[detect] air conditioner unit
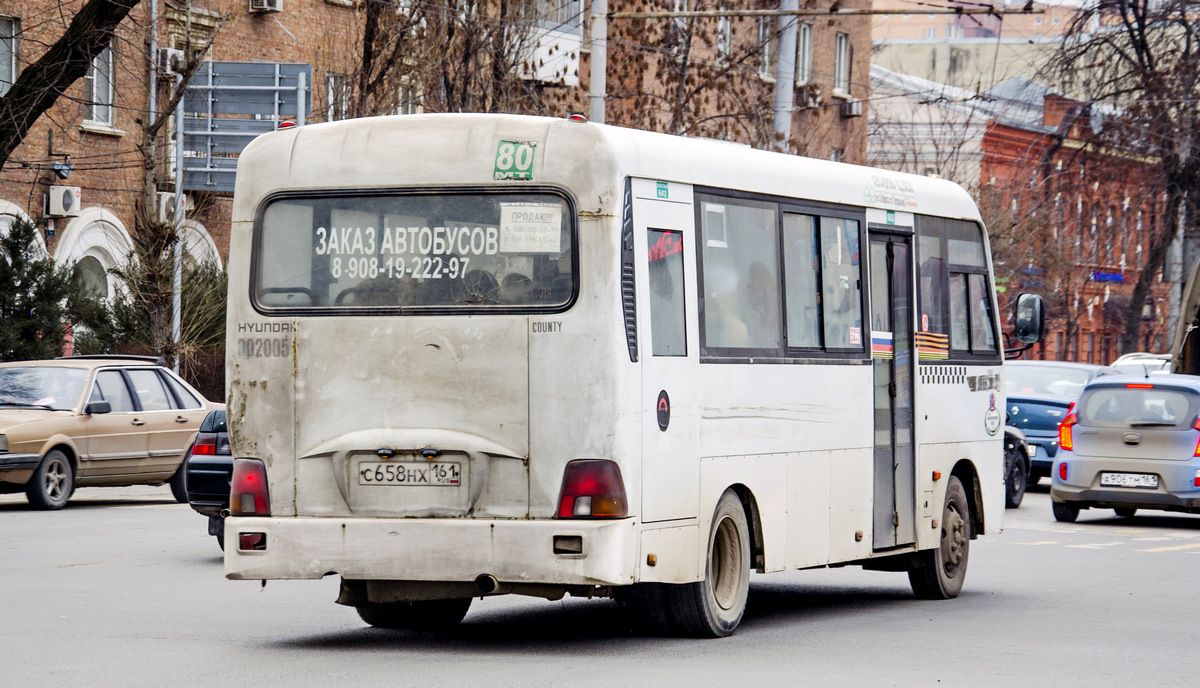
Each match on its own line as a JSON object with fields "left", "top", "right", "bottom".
{"left": 840, "top": 97, "right": 863, "bottom": 119}
{"left": 249, "top": 0, "right": 282, "bottom": 13}
{"left": 157, "top": 48, "right": 184, "bottom": 76}
{"left": 157, "top": 192, "right": 188, "bottom": 222}
{"left": 47, "top": 186, "right": 81, "bottom": 217}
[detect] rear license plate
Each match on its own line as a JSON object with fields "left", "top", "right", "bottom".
{"left": 1099, "top": 472, "right": 1158, "bottom": 489}
{"left": 358, "top": 461, "right": 461, "bottom": 486}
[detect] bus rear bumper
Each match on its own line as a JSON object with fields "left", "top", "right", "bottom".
{"left": 224, "top": 516, "right": 638, "bottom": 587}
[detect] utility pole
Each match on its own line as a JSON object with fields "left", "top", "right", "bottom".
{"left": 589, "top": 0, "right": 608, "bottom": 123}
{"left": 772, "top": 0, "right": 798, "bottom": 153}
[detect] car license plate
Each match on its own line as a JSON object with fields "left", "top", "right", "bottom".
{"left": 1099, "top": 472, "right": 1158, "bottom": 489}
{"left": 358, "top": 461, "right": 461, "bottom": 486}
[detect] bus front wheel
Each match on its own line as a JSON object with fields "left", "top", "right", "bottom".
{"left": 668, "top": 490, "right": 751, "bottom": 637}
{"left": 909, "top": 476, "right": 970, "bottom": 600}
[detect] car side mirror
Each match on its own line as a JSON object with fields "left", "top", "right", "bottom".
{"left": 1013, "top": 293, "right": 1045, "bottom": 344}
{"left": 84, "top": 400, "right": 112, "bottom": 415}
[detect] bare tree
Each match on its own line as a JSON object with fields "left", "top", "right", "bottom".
{"left": 320, "top": 0, "right": 573, "bottom": 121}
{"left": 606, "top": 0, "right": 776, "bottom": 146}
{"left": 1042, "top": 0, "right": 1200, "bottom": 353}
{"left": 0, "top": 0, "right": 140, "bottom": 171}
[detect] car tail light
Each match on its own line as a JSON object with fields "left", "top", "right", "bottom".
{"left": 1126, "top": 383, "right": 1154, "bottom": 389}
{"left": 230, "top": 458, "right": 270, "bottom": 516}
{"left": 1194, "top": 418, "right": 1200, "bottom": 457}
{"left": 191, "top": 432, "right": 218, "bottom": 455}
{"left": 1058, "top": 403, "right": 1078, "bottom": 451}
{"left": 1194, "top": 470, "right": 1200, "bottom": 489}
{"left": 557, "top": 459, "right": 628, "bottom": 518}
{"left": 1059, "top": 461, "right": 1069, "bottom": 481}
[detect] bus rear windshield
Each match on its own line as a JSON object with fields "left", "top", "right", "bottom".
{"left": 253, "top": 191, "right": 575, "bottom": 312}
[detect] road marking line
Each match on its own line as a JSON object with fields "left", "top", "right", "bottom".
{"left": 1136, "top": 543, "right": 1200, "bottom": 553}
{"left": 1066, "top": 542, "right": 1125, "bottom": 549}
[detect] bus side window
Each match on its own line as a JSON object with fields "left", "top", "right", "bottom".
{"left": 819, "top": 217, "right": 863, "bottom": 350}
{"left": 931, "top": 218, "right": 999, "bottom": 358}
{"left": 698, "top": 197, "right": 780, "bottom": 352}
{"left": 648, "top": 229, "right": 687, "bottom": 356}
{"left": 783, "top": 213, "right": 822, "bottom": 348}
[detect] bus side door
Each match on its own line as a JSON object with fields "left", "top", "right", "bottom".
{"left": 632, "top": 179, "right": 701, "bottom": 524}
{"left": 868, "top": 228, "right": 917, "bottom": 549}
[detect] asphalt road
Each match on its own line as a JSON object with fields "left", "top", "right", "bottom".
{"left": 2, "top": 482, "right": 1198, "bottom": 687}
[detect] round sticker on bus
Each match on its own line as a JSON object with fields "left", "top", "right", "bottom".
{"left": 657, "top": 390, "right": 670, "bottom": 431}
{"left": 984, "top": 391, "right": 1001, "bottom": 436}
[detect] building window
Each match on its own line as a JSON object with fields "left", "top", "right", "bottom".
{"left": 717, "top": 8, "right": 731, "bottom": 62}
{"left": 398, "top": 79, "right": 421, "bottom": 115}
{"left": 0, "top": 17, "right": 15, "bottom": 97}
{"left": 795, "top": 22, "right": 813, "bottom": 85}
{"left": 538, "top": 0, "right": 583, "bottom": 30}
{"left": 926, "top": 27, "right": 936, "bottom": 39}
{"left": 834, "top": 32, "right": 851, "bottom": 94}
{"left": 758, "top": 17, "right": 776, "bottom": 80}
{"left": 325, "top": 72, "right": 350, "bottom": 121}
{"left": 84, "top": 45, "right": 114, "bottom": 125}
{"left": 671, "top": 0, "right": 689, "bottom": 39}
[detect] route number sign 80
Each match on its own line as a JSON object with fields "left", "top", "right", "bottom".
{"left": 494, "top": 140, "right": 536, "bottom": 180}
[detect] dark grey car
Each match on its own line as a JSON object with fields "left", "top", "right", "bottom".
{"left": 1051, "top": 374, "right": 1200, "bottom": 522}
{"left": 1006, "top": 360, "right": 1115, "bottom": 485}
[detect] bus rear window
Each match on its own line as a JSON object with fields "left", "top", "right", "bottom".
{"left": 253, "top": 191, "right": 575, "bottom": 312}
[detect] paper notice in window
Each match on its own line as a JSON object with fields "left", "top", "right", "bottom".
{"left": 499, "top": 203, "right": 562, "bottom": 253}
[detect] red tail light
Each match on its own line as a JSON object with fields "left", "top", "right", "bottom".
{"left": 191, "top": 432, "right": 218, "bottom": 456}
{"left": 557, "top": 459, "right": 628, "bottom": 519}
{"left": 230, "top": 458, "right": 270, "bottom": 516}
{"left": 1059, "top": 402, "right": 1078, "bottom": 451}
{"left": 1194, "top": 470, "right": 1200, "bottom": 489}
{"left": 1059, "top": 461, "right": 1069, "bottom": 481}
{"left": 1126, "top": 383, "right": 1154, "bottom": 389}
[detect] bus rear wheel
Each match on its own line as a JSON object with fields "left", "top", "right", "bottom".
{"left": 667, "top": 490, "right": 751, "bottom": 638}
{"left": 356, "top": 597, "right": 472, "bottom": 631}
{"left": 909, "top": 476, "right": 970, "bottom": 600}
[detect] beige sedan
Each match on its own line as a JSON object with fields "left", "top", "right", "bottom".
{"left": 0, "top": 356, "right": 222, "bottom": 509}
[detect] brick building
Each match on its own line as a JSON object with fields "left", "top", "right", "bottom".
{"left": 0, "top": 0, "right": 869, "bottom": 309}
{"left": 979, "top": 83, "right": 1170, "bottom": 363}
{"left": 869, "top": 70, "right": 1171, "bottom": 362}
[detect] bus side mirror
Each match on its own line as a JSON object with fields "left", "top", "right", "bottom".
{"left": 1013, "top": 293, "right": 1045, "bottom": 344}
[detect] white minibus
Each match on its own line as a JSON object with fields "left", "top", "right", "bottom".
{"left": 224, "top": 113, "right": 1041, "bottom": 637}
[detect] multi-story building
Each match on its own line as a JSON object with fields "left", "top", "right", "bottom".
{"left": 0, "top": 1, "right": 869, "bottom": 325}
{"left": 869, "top": 65, "right": 1171, "bottom": 362}
{"left": 871, "top": 0, "right": 1073, "bottom": 91}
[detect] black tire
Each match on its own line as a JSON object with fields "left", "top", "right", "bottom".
{"left": 909, "top": 476, "right": 971, "bottom": 600}
{"left": 665, "top": 490, "right": 751, "bottom": 638}
{"left": 25, "top": 449, "right": 73, "bottom": 510}
{"left": 356, "top": 597, "right": 472, "bottom": 631}
{"left": 619, "top": 582, "right": 677, "bottom": 636}
{"left": 215, "top": 529, "right": 225, "bottom": 551}
{"left": 169, "top": 459, "right": 189, "bottom": 503}
{"left": 1114, "top": 507, "right": 1137, "bottom": 518}
{"left": 1005, "top": 446, "right": 1028, "bottom": 509}
{"left": 1052, "top": 500, "right": 1080, "bottom": 523}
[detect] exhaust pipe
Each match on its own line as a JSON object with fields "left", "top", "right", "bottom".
{"left": 475, "top": 574, "right": 501, "bottom": 595}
